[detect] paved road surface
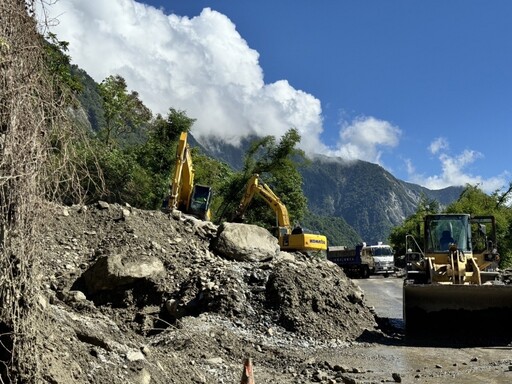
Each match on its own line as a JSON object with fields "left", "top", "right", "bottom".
{"left": 348, "top": 275, "right": 512, "bottom": 383}
{"left": 353, "top": 275, "right": 404, "bottom": 327}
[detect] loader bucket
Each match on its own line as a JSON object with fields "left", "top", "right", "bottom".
{"left": 403, "top": 282, "right": 512, "bottom": 344}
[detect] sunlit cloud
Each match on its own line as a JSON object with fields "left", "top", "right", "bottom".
{"left": 407, "top": 139, "right": 508, "bottom": 193}
{"left": 328, "top": 116, "right": 401, "bottom": 165}
{"left": 39, "top": 0, "right": 326, "bottom": 154}
{"left": 429, "top": 137, "right": 449, "bottom": 155}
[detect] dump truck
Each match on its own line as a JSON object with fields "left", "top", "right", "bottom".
{"left": 327, "top": 244, "right": 374, "bottom": 278}
{"left": 328, "top": 242, "right": 395, "bottom": 278}
{"left": 403, "top": 213, "right": 512, "bottom": 338}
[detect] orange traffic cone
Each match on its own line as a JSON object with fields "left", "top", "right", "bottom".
{"left": 240, "top": 357, "right": 255, "bottom": 384}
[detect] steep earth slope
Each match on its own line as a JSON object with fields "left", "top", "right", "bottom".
{"left": 35, "top": 202, "right": 381, "bottom": 383}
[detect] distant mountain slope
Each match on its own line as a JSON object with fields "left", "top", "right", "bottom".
{"left": 192, "top": 134, "right": 260, "bottom": 171}
{"left": 300, "top": 155, "right": 463, "bottom": 244}
{"left": 193, "top": 137, "right": 463, "bottom": 244}
{"left": 71, "top": 65, "right": 105, "bottom": 132}
{"left": 301, "top": 212, "right": 362, "bottom": 247}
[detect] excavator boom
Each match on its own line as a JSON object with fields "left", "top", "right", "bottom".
{"left": 165, "top": 131, "right": 212, "bottom": 220}
{"left": 168, "top": 132, "right": 194, "bottom": 212}
{"left": 234, "top": 174, "right": 327, "bottom": 254}
{"left": 235, "top": 174, "right": 290, "bottom": 229}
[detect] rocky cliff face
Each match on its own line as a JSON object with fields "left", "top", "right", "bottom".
{"left": 300, "top": 156, "right": 463, "bottom": 244}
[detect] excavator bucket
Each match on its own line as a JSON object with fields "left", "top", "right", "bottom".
{"left": 403, "top": 282, "right": 512, "bottom": 342}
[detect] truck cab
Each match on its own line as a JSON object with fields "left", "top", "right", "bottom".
{"left": 362, "top": 242, "right": 395, "bottom": 277}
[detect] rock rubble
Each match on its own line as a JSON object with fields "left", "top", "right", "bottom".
{"left": 36, "top": 202, "right": 382, "bottom": 383}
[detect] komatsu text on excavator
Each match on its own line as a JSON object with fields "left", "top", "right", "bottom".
{"left": 403, "top": 213, "right": 512, "bottom": 339}
{"left": 233, "top": 174, "right": 327, "bottom": 255}
{"left": 163, "top": 131, "right": 212, "bottom": 220}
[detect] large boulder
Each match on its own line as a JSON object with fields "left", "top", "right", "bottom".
{"left": 81, "top": 253, "right": 165, "bottom": 295}
{"left": 211, "top": 222, "right": 280, "bottom": 262}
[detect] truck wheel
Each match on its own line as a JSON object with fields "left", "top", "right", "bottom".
{"left": 383, "top": 273, "right": 389, "bottom": 278}
{"left": 361, "top": 266, "right": 370, "bottom": 279}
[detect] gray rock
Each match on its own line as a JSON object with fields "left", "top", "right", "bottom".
{"left": 211, "top": 222, "right": 279, "bottom": 262}
{"left": 126, "top": 350, "right": 145, "bottom": 362}
{"left": 82, "top": 253, "right": 164, "bottom": 294}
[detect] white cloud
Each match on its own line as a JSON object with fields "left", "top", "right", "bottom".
{"left": 429, "top": 137, "right": 448, "bottom": 154}
{"left": 407, "top": 140, "right": 508, "bottom": 193}
{"left": 328, "top": 116, "right": 401, "bottom": 164}
{"left": 38, "top": 0, "right": 504, "bottom": 193}
{"left": 40, "top": 0, "right": 326, "bottom": 153}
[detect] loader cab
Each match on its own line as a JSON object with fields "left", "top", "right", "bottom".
{"left": 425, "top": 214, "right": 471, "bottom": 253}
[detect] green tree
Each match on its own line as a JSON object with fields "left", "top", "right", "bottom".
{"left": 43, "top": 33, "right": 82, "bottom": 95}
{"left": 98, "top": 75, "right": 152, "bottom": 146}
{"left": 136, "top": 110, "right": 194, "bottom": 175}
{"left": 133, "top": 109, "right": 196, "bottom": 208}
{"left": 446, "top": 184, "right": 512, "bottom": 267}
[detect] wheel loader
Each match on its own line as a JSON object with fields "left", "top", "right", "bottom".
{"left": 403, "top": 213, "right": 512, "bottom": 340}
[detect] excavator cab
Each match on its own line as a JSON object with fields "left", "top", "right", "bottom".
{"left": 188, "top": 184, "right": 212, "bottom": 221}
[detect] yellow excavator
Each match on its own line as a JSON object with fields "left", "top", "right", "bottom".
{"left": 403, "top": 213, "right": 512, "bottom": 338}
{"left": 233, "top": 174, "right": 327, "bottom": 255}
{"left": 164, "top": 131, "right": 212, "bottom": 220}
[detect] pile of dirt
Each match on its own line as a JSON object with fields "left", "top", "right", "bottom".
{"left": 34, "top": 202, "right": 382, "bottom": 383}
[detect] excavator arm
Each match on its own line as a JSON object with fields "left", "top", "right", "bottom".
{"left": 234, "top": 174, "right": 291, "bottom": 231}
{"left": 234, "top": 174, "right": 327, "bottom": 254}
{"left": 167, "top": 131, "right": 194, "bottom": 212}
{"left": 165, "top": 131, "right": 212, "bottom": 220}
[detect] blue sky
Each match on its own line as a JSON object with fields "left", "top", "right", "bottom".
{"left": 40, "top": 1, "right": 512, "bottom": 192}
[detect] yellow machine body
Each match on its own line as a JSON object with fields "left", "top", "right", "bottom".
{"left": 403, "top": 214, "right": 512, "bottom": 339}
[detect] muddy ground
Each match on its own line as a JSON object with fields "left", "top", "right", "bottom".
{"left": 32, "top": 202, "right": 512, "bottom": 383}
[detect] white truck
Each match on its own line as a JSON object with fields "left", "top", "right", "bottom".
{"left": 327, "top": 242, "right": 395, "bottom": 278}
{"left": 362, "top": 242, "right": 395, "bottom": 277}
